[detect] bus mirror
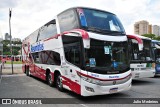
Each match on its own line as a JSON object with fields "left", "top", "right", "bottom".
{"left": 83, "top": 39, "right": 90, "bottom": 49}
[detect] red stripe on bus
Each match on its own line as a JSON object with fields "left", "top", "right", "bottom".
{"left": 62, "top": 76, "right": 81, "bottom": 95}
{"left": 63, "top": 29, "right": 89, "bottom": 39}
{"left": 127, "top": 35, "right": 143, "bottom": 44}
{"left": 44, "top": 34, "right": 61, "bottom": 42}
{"left": 77, "top": 71, "right": 131, "bottom": 81}
{"left": 44, "top": 29, "right": 89, "bottom": 42}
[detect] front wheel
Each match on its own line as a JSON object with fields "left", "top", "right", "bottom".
{"left": 56, "top": 73, "right": 63, "bottom": 91}
{"left": 26, "top": 66, "right": 30, "bottom": 76}
{"left": 47, "top": 73, "right": 54, "bottom": 87}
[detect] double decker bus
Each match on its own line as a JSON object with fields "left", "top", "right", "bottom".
{"left": 22, "top": 7, "right": 132, "bottom": 96}
{"left": 127, "top": 34, "right": 155, "bottom": 79}
{"left": 152, "top": 40, "right": 160, "bottom": 76}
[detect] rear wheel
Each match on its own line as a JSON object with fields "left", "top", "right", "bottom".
{"left": 56, "top": 73, "right": 63, "bottom": 91}
{"left": 26, "top": 66, "right": 30, "bottom": 76}
{"left": 47, "top": 72, "right": 54, "bottom": 87}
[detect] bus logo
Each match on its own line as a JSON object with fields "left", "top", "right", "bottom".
{"left": 31, "top": 42, "right": 44, "bottom": 52}
{"left": 113, "top": 81, "right": 116, "bottom": 85}
{"left": 109, "top": 76, "right": 119, "bottom": 78}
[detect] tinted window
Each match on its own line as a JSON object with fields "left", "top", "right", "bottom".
{"left": 77, "top": 8, "right": 125, "bottom": 35}
{"left": 38, "top": 20, "right": 57, "bottom": 41}
{"left": 58, "top": 9, "right": 79, "bottom": 33}
{"left": 62, "top": 36, "right": 81, "bottom": 67}
{"left": 39, "top": 51, "right": 61, "bottom": 65}
{"left": 29, "top": 30, "right": 39, "bottom": 44}
{"left": 32, "top": 53, "right": 39, "bottom": 63}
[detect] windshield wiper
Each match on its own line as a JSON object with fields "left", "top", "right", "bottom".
{"left": 101, "top": 29, "right": 125, "bottom": 35}
{"left": 87, "top": 27, "right": 102, "bottom": 32}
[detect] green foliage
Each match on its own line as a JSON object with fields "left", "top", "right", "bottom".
{"left": 2, "top": 40, "right": 10, "bottom": 45}
{"left": 5, "top": 61, "right": 22, "bottom": 64}
{"left": 3, "top": 45, "right": 11, "bottom": 55}
{"left": 142, "top": 34, "right": 160, "bottom": 41}
{"left": 2, "top": 40, "right": 22, "bottom": 56}
{"left": 142, "top": 34, "right": 156, "bottom": 39}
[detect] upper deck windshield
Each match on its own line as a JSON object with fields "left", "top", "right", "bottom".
{"left": 130, "top": 39, "right": 153, "bottom": 63}
{"left": 77, "top": 8, "right": 125, "bottom": 35}
{"left": 84, "top": 39, "right": 130, "bottom": 74}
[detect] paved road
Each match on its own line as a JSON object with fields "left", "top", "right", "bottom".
{"left": 0, "top": 73, "right": 160, "bottom": 107}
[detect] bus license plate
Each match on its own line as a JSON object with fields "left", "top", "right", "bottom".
{"left": 109, "top": 87, "right": 118, "bottom": 93}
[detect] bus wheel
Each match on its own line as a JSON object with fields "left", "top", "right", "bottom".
{"left": 56, "top": 73, "right": 63, "bottom": 91}
{"left": 47, "top": 72, "right": 54, "bottom": 87}
{"left": 26, "top": 66, "right": 30, "bottom": 76}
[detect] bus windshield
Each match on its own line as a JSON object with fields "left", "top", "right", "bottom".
{"left": 84, "top": 39, "right": 129, "bottom": 74}
{"left": 77, "top": 8, "right": 125, "bottom": 35}
{"left": 156, "top": 49, "right": 160, "bottom": 63}
{"left": 131, "top": 39, "right": 153, "bottom": 63}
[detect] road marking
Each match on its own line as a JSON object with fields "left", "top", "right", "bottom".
{"left": 80, "top": 104, "right": 88, "bottom": 107}
{"left": 74, "top": 101, "right": 88, "bottom": 107}
{"left": 2, "top": 74, "right": 26, "bottom": 77}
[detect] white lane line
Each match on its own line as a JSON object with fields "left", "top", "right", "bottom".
{"left": 74, "top": 101, "right": 89, "bottom": 107}
{"left": 80, "top": 104, "right": 88, "bottom": 107}
{"left": 2, "top": 74, "right": 26, "bottom": 77}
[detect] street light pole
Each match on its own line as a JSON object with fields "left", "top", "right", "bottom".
{"left": 9, "top": 8, "right": 13, "bottom": 74}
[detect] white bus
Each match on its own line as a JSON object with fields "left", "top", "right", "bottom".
{"left": 127, "top": 34, "right": 155, "bottom": 79}
{"left": 22, "top": 7, "right": 132, "bottom": 96}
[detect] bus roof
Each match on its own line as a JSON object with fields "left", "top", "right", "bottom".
{"left": 152, "top": 40, "right": 160, "bottom": 43}
{"left": 58, "top": 6, "right": 116, "bottom": 16}
{"left": 127, "top": 34, "right": 151, "bottom": 40}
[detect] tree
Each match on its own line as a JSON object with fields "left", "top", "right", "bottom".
{"left": 3, "top": 44, "right": 10, "bottom": 55}
{"left": 142, "top": 34, "right": 156, "bottom": 39}
{"left": 2, "top": 40, "right": 22, "bottom": 56}
{"left": 142, "top": 34, "right": 160, "bottom": 41}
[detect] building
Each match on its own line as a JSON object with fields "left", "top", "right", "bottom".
{"left": 12, "top": 38, "right": 21, "bottom": 42}
{"left": 4, "top": 33, "right": 21, "bottom": 42}
{"left": 5, "top": 33, "right": 11, "bottom": 40}
{"left": 152, "top": 25, "right": 160, "bottom": 36}
{"left": 148, "top": 24, "right": 152, "bottom": 34}
{"left": 134, "top": 20, "right": 149, "bottom": 35}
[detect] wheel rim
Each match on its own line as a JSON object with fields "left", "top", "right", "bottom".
{"left": 57, "top": 75, "right": 62, "bottom": 88}
{"left": 29, "top": 70, "right": 30, "bottom": 76}
{"left": 48, "top": 74, "right": 52, "bottom": 84}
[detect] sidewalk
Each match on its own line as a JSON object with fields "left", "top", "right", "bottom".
{"left": 2, "top": 64, "right": 23, "bottom": 75}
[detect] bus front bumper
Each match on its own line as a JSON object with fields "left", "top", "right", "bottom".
{"left": 80, "top": 78, "right": 132, "bottom": 96}
{"left": 132, "top": 69, "right": 155, "bottom": 79}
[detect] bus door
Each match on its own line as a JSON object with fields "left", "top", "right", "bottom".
{"left": 29, "top": 54, "right": 35, "bottom": 75}
{"left": 62, "top": 36, "right": 82, "bottom": 94}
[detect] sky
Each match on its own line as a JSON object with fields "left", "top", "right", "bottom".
{"left": 0, "top": 0, "right": 160, "bottom": 40}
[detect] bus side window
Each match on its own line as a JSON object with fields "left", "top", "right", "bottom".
{"left": 63, "top": 36, "right": 81, "bottom": 67}
{"left": 38, "top": 51, "right": 61, "bottom": 65}
{"left": 31, "top": 53, "right": 39, "bottom": 63}
{"left": 65, "top": 46, "right": 80, "bottom": 66}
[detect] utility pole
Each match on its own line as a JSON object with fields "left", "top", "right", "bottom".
{"left": 9, "top": 8, "right": 13, "bottom": 74}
